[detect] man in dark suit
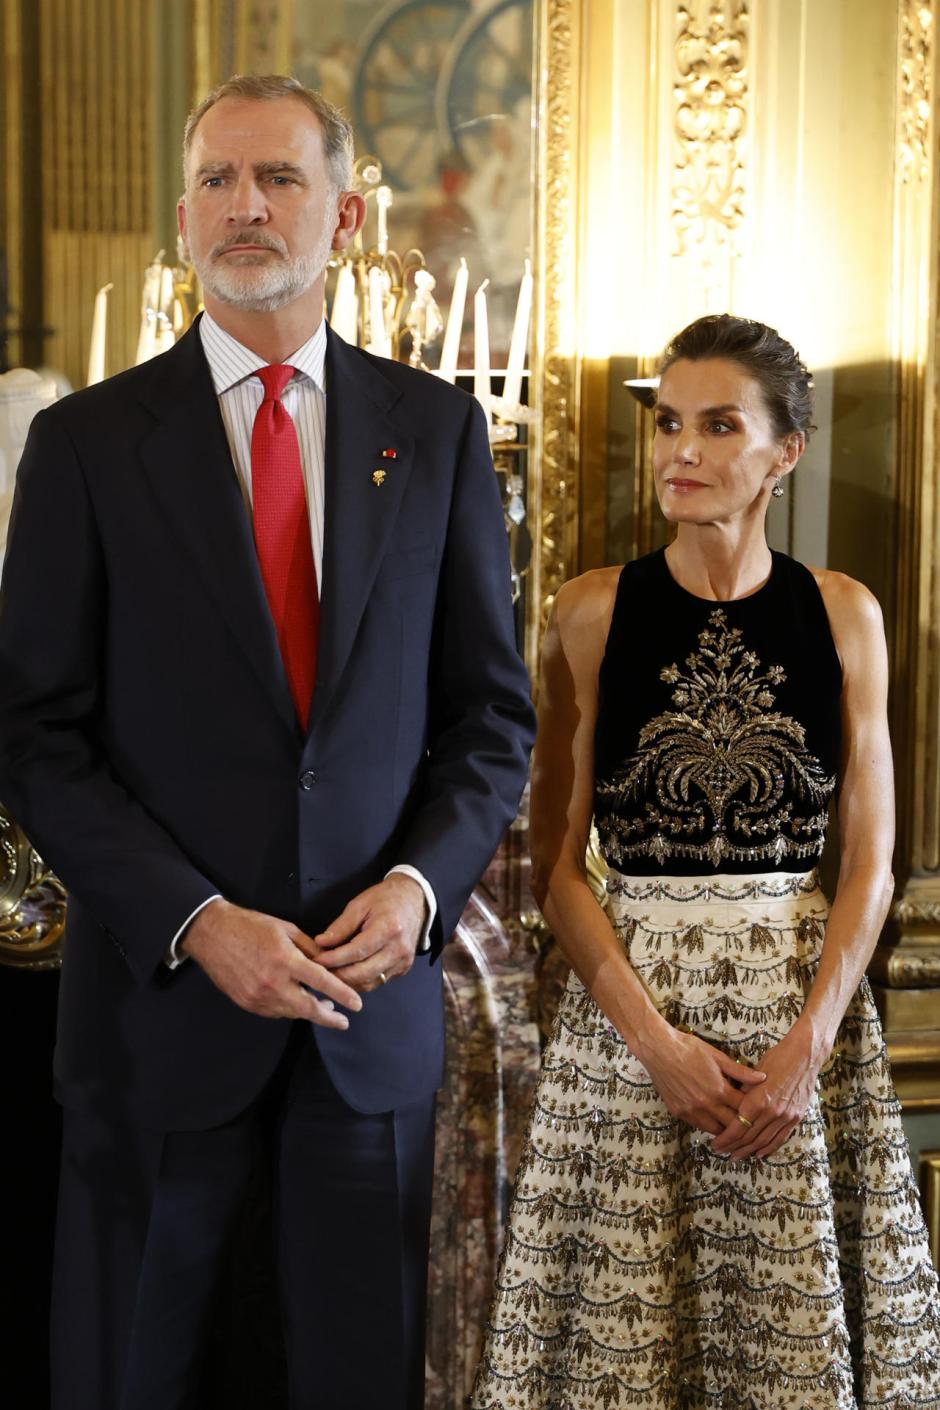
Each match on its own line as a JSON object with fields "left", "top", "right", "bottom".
{"left": 0, "top": 74, "right": 534, "bottom": 1410}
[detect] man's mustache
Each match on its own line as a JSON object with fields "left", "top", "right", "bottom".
{"left": 210, "top": 233, "right": 287, "bottom": 258}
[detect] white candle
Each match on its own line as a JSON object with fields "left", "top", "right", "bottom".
{"left": 86, "top": 282, "right": 112, "bottom": 387}
{"left": 330, "top": 262, "right": 359, "bottom": 344}
{"left": 368, "top": 265, "right": 391, "bottom": 357}
{"left": 474, "top": 279, "right": 492, "bottom": 425}
{"left": 503, "top": 259, "right": 532, "bottom": 408}
{"left": 153, "top": 267, "right": 176, "bottom": 354}
{"left": 438, "top": 257, "right": 468, "bottom": 383}
{"left": 135, "top": 314, "right": 155, "bottom": 366}
{"left": 135, "top": 260, "right": 161, "bottom": 365}
{"left": 376, "top": 185, "right": 393, "bottom": 257}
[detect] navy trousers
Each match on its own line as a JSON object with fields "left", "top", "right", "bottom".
{"left": 51, "top": 1024, "right": 437, "bottom": 1410}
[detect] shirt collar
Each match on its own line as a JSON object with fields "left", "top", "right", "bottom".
{"left": 199, "top": 310, "right": 327, "bottom": 395}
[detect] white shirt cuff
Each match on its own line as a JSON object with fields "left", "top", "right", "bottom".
{"left": 165, "top": 894, "right": 224, "bottom": 968}
{"left": 386, "top": 865, "right": 437, "bottom": 953}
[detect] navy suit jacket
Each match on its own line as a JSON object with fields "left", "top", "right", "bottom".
{"left": 0, "top": 320, "right": 534, "bottom": 1128}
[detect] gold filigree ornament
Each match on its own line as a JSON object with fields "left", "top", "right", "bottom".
{"left": 0, "top": 804, "right": 65, "bottom": 969}
{"left": 372, "top": 469, "right": 387, "bottom": 486}
{"left": 672, "top": 1, "right": 750, "bottom": 278}
{"left": 597, "top": 610, "right": 836, "bottom": 867}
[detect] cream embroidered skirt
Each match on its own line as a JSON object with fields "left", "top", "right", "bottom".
{"left": 471, "top": 871, "right": 940, "bottom": 1410}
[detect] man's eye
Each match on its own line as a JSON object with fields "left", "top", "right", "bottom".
{"left": 270, "top": 175, "right": 293, "bottom": 186}
{"left": 655, "top": 415, "right": 678, "bottom": 432}
{"left": 203, "top": 176, "right": 223, "bottom": 188}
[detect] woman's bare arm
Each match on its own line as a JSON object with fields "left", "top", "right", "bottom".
{"left": 714, "top": 570, "right": 894, "bottom": 1158}
{"left": 533, "top": 572, "right": 766, "bottom": 1135}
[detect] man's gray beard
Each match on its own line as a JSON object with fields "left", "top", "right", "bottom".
{"left": 193, "top": 226, "right": 333, "bottom": 313}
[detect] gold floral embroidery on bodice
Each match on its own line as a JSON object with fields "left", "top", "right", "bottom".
{"left": 595, "top": 608, "right": 836, "bottom": 867}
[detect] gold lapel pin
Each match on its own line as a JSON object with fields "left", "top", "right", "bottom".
{"left": 372, "top": 469, "right": 387, "bottom": 486}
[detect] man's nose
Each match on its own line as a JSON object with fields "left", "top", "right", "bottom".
{"left": 227, "top": 176, "right": 268, "bottom": 224}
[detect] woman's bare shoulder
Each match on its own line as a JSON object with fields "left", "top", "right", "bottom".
{"left": 554, "top": 566, "right": 623, "bottom": 631}
{"left": 806, "top": 566, "right": 885, "bottom": 673}
{"left": 547, "top": 568, "right": 624, "bottom": 676}
{"left": 806, "top": 565, "right": 883, "bottom": 628}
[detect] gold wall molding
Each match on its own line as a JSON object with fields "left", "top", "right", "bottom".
{"left": 890, "top": 896, "right": 940, "bottom": 928}
{"left": 38, "top": 0, "right": 156, "bottom": 387}
{"left": 899, "top": 0, "right": 933, "bottom": 185}
{"left": 1, "top": 0, "right": 24, "bottom": 368}
{"left": 869, "top": 949, "right": 940, "bottom": 987}
{"left": 671, "top": 0, "right": 749, "bottom": 298}
{"left": 884, "top": 0, "right": 937, "bottom": 914}
{"left": 871, "top": 0, "right": 940, "bottom": 1110}
{"left": 193, "top": 0, "right": 293, "bottom": 99}
{"left": 529, "top": 0, "right": 583, "bottom": 670}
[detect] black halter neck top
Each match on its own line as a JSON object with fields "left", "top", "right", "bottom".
{"left": 593, "top": 548, "right": 843, "bottom": 876}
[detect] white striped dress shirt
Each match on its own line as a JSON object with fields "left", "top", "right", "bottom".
{"left": 167, "top": 313, "right": 435, "bottom": 964}
{"left": 200, "top": 310, "right": 328, "bottom": 584}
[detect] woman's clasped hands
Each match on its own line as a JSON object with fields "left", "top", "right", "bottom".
{"left": 640, "top": 1020, "right": 823, "bottom": 1161}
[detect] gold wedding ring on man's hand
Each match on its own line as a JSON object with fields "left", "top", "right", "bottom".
{"left": 378, "top": 971, "right": 388, "bottom": 986}
{"left": 736, "top": 1113, "right": 753, "bottom": 1128}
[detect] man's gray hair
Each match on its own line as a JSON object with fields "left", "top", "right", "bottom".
{"left": 182, "top": 74, "right": 355, "bottom": 191}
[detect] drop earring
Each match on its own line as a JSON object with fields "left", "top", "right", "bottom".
{"left": 771, "top": 476, "right": 784, "bottom": 498}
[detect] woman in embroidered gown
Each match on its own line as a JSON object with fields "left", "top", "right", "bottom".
{"left": 472, "top": 315, "right": 940, "bottom": 1409}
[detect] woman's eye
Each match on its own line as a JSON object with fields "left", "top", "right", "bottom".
{"left": 708, "top": 420, "right": 734, "bottom": 433}
{"left": 655, "top": 415, "right": 678, "bottom": 432}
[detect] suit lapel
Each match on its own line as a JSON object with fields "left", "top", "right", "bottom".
{"left": 136, "top": 323, "right": 300, "bottom": 743}
{"left": 310, "top": 330, "right": 413, "bottom": 734}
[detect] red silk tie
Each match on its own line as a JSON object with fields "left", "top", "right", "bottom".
{"left": 250, "top": 364, "right": 319, "bottom": 725}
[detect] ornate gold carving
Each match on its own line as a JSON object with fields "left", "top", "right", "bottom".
{"left": 194, "top": 1, "right": 293, "bottom": 103}
{"left": 892, "top": 897, "right": 940, "bottom": 927}
{"left": 870, "top": 944, "right": 940, "bottom": 988}
{"left": 529, "top": 0, "right": 581, "bottom": 673}
{"left": 671, "top": 0, "right": 749, "bottom": 278}
{"left": 37, "top": 0, "right": 157, "bottom": 386}
{"left": 899, "top": 0, "right": 933, "bottom": 186}
{"left": 0, "top": 806, "right": 65, "bottom": 970}
{"left": 890, "top": 0, "right": 939, "bottom": 1023}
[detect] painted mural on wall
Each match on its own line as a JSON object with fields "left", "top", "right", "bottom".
{"left": 290, "top": 0, "right": 534, "bottom": 361}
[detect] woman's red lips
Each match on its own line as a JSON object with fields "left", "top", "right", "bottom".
{"left": 666, "top": 478, "right": 707, "bottom": 489}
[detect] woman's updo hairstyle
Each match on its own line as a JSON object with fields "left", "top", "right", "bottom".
{"left": 659, "top": 314, "right": 815, "bottom": 442}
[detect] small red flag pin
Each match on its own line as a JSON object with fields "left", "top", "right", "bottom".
{"left": 381, "top": 448, "right": 398, "bottom": 459}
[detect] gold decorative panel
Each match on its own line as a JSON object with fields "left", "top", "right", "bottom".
{"left": 194, "top": 0, "right": 293, "bottom": 96}
{"left": 899, "top": 0, "right": 933, "bottom": 184}
{"left": 528, "top": 0, "right": 583, "bottom": 667}
{"left": 39, "top": 0, "right": 157, "bottom": 385}
{"left": 871, "top": 0, "right": 940, "bottom": 1109}
{"left": 671, "top": 0, "right": 749, "bottom": 303}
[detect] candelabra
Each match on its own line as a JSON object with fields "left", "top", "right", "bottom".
{"left": 110, "top": 159, "right": 535, "bottom": 603}
{"left": 326, "top": 155, "right": 445, "bottom": 368}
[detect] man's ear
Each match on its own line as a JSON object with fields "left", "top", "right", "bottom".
{"left": 332, "top": 191, "right": 366, "bottom": 251}
{"left": 177, "top": 195, "right": 190, "bottom": 258}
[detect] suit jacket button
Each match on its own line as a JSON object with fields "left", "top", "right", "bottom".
{"left": 298, "top": 770, "right": 317, "bottom": 791}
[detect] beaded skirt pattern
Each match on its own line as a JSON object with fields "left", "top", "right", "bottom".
{"left": 471, "top": 872, "right": 940, "bottom": 1409}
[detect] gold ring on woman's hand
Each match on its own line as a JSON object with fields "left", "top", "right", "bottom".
{"left": 378, "top": 971, "right": 388, "bottom": 986}
{"left": 736, "top": 1113, "right": 753, "bottom": 1128}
